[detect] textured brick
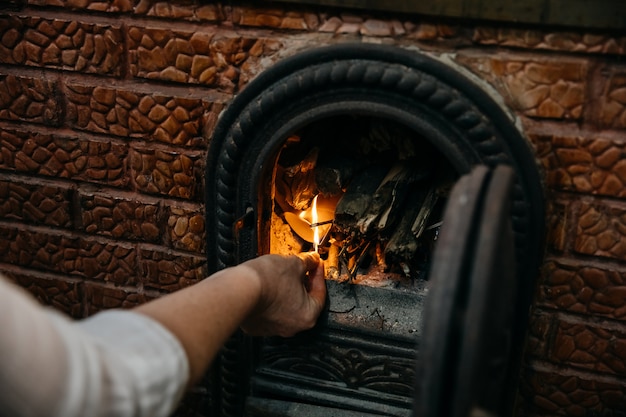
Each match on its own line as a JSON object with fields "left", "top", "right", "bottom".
{"left": 0, "top": 226, "right": 138, "bottom": 284}
{"left": 0, "top": 129, "right": 128, "bottom": 185}
{"left": 78, "top": 238, "right": 138, "bottom": 285}
{"left": 545, "top": 199, "right": 569, "bottom": 252}
{"left": 574, "top": 199, "right": 626, "bottom": 261}
{"left": 27, "top": 0, "right": 133, "bottom": 12}
{"left": 79, "top": 189, "right": 162, "bottom": 242}
{"left": 127, "top": 26, "right": 282, "bottom": 93}
{"left": 166, "top": 204, "right": 205, "bottom": 253}
{"left": 0, "top": 226, "right": 80, "bottom": 274}
{"left": 597, "top": 66, "right": 626, "bottom": 130}
{"left": 456, "top": 54, "right": 587, "bottom": 120}
{"left": 526, "top": 311, "right": 554, "bottom": 358}
{"left": 0, "top": 74, "right": 60, "bottom": 125}
{"left": 550, "top": 319, "right": 626, "bottom": 376}
{"left": 134, "top": 0, "right": 225, "bottom": 21}
{"left": 4, "top": 271, "right": 83, "bottom": 318}
{"left": 232, "top": 6, "right": 319, "bottom": 30}
{"left": 538, "top": 260, "right": 626, "bottom": 320}
{"left": 130, "top": 147, "right": 202, "bottom": 200}
{"left": 519, "top": 366, "right": 626, "bottom": 416}
{"left": 531, "top": 133, "right": 626, "bottom": 198}
{"left": 140, "top": 247, "right": 205, "bottom": 291}
{"left": 0, "top": 16, "right": 123, "bottom": 75}
{"left": 0, "top": 179, "right": 72, "bottom": 227}
{"left": 474, "top": 27, "right": 626, "bottom": 55}
{"left": 84, "top": 282, "right": 149, "bottom": 315}
{"left": 66, "top": 84, "right": 210, "bottom": 147}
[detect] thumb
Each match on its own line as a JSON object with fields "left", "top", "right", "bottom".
{"left": 307, "top": 261, "right": 326, "bottom": 309}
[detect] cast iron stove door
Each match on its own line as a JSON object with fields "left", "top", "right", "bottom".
{"left": 416, "top": 164, "right": 519, "bottom": 417}
{"left": 244, "top": 164, "right": 520, "bottom": 417}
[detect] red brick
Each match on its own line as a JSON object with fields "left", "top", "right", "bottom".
{"left": 574, "top": 199, "right": 626, "bottom": 261}
{"left": 129, "top": 146, "right": 203, "bottom": 200}
{"left": 0, "top": 226, "right": 80, "bottom": 274}
{"left": 550, "top": 319, "right": 626, "bottom": 376}
{"left": 0, "top": 129, "right": 128, "bottom": 186}
{"left": 166, "top": 204, "right": 205, "bottom": 253}
{"left": 78, "top": 238, "right": 138, "bottom": 285}
{"left": 538, "top": 259, "right": 626, "bottom": 320}
{"left": 0, "top": 74, "right": 60, "bottom": 125}
{"left": 0, "top": 225, "right": 138, "bottom": 285}
{"left": 127, "top": 26, "right": 282, "bottom": 93}
{"left": 526, "top": 311, "right": 555, "bottom": 358}
{"left": 518, "top": 366, "right": 626, "bottom": 416}
{"left": 2, "top": 270, "right": 83, "bottom": 318}
{"left": 140, "top": 247, "right": 205, "bottom": 292}
{"left": 78, "top": 188, "right": 162, "bottom": 242}
{"left": 0, "top": 178, "right": 72, "bottom": 227}
{"left": 66, "top": 84, "right": 210, "bottom": 147}
{"left": 456, "top": 53, "right": 588, "bottom": 120}
{"left": 545, "top": 199, "right": 570, "bottom": 252}
{"left": 0, "top": 16, "right": 123, "bottom": 75}
{"left": 473, "top": 27, "right": 626, "bottom": 55}
{"left": 530, "top": 133, "right": 626, "bottom": 198}
{"left": 84, "top": 282, "right": 149, "bottom": 316}
{"left": 596, "top": 65, "right": 626, "bottom": 130}
{"left": 132, "top": 1, "right": 225, "bottom": 21}
{"left": 27, "top": 0, "right": 134, "bottom": 12}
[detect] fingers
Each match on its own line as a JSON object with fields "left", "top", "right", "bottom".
{"left": 297, "top": 251, "right": 321, "bottom": 273}
{"left": 307, "top": 260, "right": 326, "bottom": 308}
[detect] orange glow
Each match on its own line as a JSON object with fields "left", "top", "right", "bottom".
{"left": 312, "top": 195, "right": 319, "bottom": 252}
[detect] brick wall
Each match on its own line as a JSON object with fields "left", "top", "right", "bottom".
{"left": 0, "top": 1, "right": 625, "bottom": 416}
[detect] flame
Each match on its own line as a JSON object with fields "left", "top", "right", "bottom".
{"left": 312, "top": 195, "right": 319, "bottom": 252}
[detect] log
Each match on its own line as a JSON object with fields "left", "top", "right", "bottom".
{"left": 333, "top": 164, "right": 390, "bottom": 232}
{"left": 384, "top": 183, "right": 440, "bottom": 268}
{"left": 356, "top": 161, "right": 431, "bottom": 236}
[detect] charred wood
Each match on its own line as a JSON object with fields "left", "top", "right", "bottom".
{"left": 334, "top": 164, "right": 390, "bottom": 232}
{"left": 384, "top": 183, "right": 440, "bottom": 269}
{"left": 357, "top": 161, "right": 431, "bottom": 236}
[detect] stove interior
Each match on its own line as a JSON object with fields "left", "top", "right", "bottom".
{"left": 267, "top": 114, "right": 457, "bottom": 290}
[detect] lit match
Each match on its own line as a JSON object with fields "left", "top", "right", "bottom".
{"left": 312, "top": 195, "right": 320, "bottom": 252}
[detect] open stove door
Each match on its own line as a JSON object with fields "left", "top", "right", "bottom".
{"left": 415, "top": 164, "right": 519, "bottom": 417}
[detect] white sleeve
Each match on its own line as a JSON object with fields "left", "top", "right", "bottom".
{"left": 0, "top": 276, "right": 190, "bottom": 417}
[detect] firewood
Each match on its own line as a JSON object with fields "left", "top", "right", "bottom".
{"left": 384, "top": 183, "right": 439, "bottom": 268}
{"left": 333, "top": 164, "right": 390, "bottom": 232}
{"left": 357, "top": 161, "right": 431, "bottom": 236}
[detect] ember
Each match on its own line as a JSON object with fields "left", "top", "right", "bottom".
{"left": 271, "top": 116, "right": 456, "bottom": 289}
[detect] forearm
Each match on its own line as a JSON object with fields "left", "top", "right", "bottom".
{"left": 134, "top": 265, "right": 262, "bottom": 387}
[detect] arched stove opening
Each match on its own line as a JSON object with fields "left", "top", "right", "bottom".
{"left": 268, "top": 114, "right": 455, "bottom": 289}
{"left": 205, "top": 43, "right": 545, "bottom": 417}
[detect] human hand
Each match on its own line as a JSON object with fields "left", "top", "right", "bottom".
{"left": 239, "top": 252, "right": 326, "bottom": 337}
